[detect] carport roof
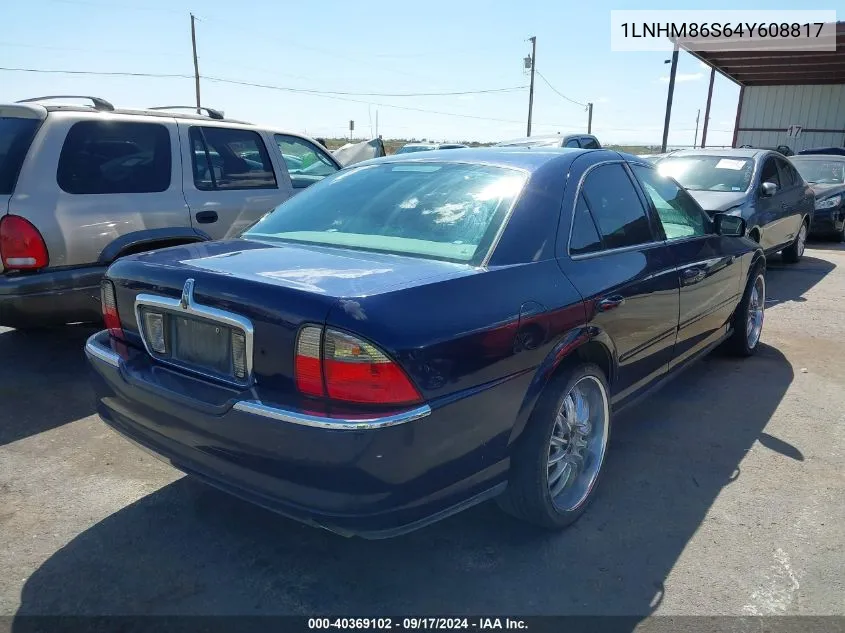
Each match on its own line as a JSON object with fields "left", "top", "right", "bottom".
{"left": 680, "top": 21, "right": 845, "bottom": 87}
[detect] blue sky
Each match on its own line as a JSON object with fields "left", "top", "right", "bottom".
{"left": 2, "top": 0, "right": 826, "bottom": 145}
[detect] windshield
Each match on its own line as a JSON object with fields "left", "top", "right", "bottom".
{"left": 0, "top": 117, "right": 40, "bottom": 195}
{"left": 791, "top": 159, "right": 845, "bottom": 185}
{"left": 395, "top": 145, "right": 435, "bottom": 154}
{"left": 243, "top": 162, "right": 527, "bottom": 264}
{"left": 658, "top": 156, "right": 754, "bottom": 192}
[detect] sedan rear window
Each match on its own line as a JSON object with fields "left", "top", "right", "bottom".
{"left": 244, "top": 162, "right": 527, "bottom": 264}
{"left": 658, "top": 156, "right": 754, "bottom": 192}
{"left": 0, "top": 117, "right": 40, "bottom": 195}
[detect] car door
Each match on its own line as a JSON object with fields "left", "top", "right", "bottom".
{"left": 775, "top": 156, "right": 806, "bottom": 243}
{"left": 559, "top": 159, "right": 680, "bottom": 407}
{"left": 272, "top": 134, "right": 340, "bottom": 190}
{"left": 179, "top": 124, "right": 293, "bottom": 240}
{"left": 756, "top": 155, "right": 789, "bottom": 250}
{"left": 629, "top": 163, "right": 743, "bottom": 368}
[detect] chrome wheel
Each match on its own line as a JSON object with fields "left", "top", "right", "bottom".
{"left": 547, "top": 375, "right": 609, "bottom": 512}
{"left": 796, "top": 224, "right": 807, "bottom": 258}
{"left": 746, "top": 274, "right": 765, "bottom": 348}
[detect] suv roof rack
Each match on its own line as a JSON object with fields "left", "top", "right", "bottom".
{"left": 148, "top": 105, "right": 225, "bottom": 120}
{"left": 16, "top": 95, "right": 115, "bottom": 111}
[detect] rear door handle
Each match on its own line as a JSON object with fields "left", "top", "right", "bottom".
{"left": 597, "top": 295, "right": 625, "bottom": 312}
{"left": 195, "top": 211, "right": 218, "bottom": 224}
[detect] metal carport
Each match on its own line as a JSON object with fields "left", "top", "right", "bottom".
{"left": 663, "top": 22, "right": 845, "bottom": 152}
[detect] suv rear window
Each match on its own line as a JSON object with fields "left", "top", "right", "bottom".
{"left": 57, "top": 121, "right": 171, "bottom": 194}
{"left": 0, "top": 117, "right": 40, "bottom": 195}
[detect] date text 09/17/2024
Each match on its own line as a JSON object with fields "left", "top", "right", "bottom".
{"left": 307, "top": 618, "right": 528, "bottom": 630}
{"left": 620, "top": 22, "right": 826, "bottom": 39}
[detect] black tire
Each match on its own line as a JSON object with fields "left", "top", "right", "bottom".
{"left": 726, "top": 264, "right": 766, "bottom": 357}
{"left": 781, "top": 219, "right": 808, "bottom": 263}
{"left": 497, "top": 362, "right": 611, "bottom": 529}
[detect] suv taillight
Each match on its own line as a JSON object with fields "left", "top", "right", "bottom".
{"left": 0, "top": 215, "right": 49, "bottom": 270}
{"left": 295, "top": 326, "right": 422, "bottom": 406}
{"left": 101, "top": 280, "right": 124, "bottom": 339}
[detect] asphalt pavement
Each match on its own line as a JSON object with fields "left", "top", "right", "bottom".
{"left": 0, "top": 245, "right": 843, "bottom": 620}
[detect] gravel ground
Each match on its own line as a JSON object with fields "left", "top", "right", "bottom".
{"left": 0, "top": 245, "right": 843, "bottom": 619}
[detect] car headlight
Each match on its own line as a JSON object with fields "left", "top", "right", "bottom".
{"left": 815, "top": 195, "right": 842, "bottom": 210}
{"left": 724, "top": 206, "right": 743, "bottom": 217}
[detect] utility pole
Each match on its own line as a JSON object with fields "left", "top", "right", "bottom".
{"left": 375, "top": 110, "right": 378, "bottom": 138}
{"left": 693, "top": 109, "right": 701, "bottom": 148}
{"left": 190, "top": 13, "right": 201, "bottom": 114}
{"left": 661, "top": 41, "right": 679, "bottom": 153}
{"left": 526, "top": 36, "right": 536, "bottom": 137}
{"left": 587, "top": 102, "right": 593, "bottom": 134}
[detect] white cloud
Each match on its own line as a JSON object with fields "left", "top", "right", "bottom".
{"left": 699, "top": 61, "right": 709, "bottom": 70}
{"left": 457, "top": 95, "right": 474, "bottom": 101}
{"left": 595, "top": 96, "right": 610, "bottom": 103}
{"left": 659, "top": 72, "right": 704, "bottom": 82}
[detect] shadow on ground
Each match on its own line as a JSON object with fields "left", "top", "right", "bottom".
{"left": 765, "top": 254, "right": 836, "bottom": 307}
{"left": 0, "top": 325, "right": 98, "bottom": 447}
{"left": 14, "top": 342, "right": 796, "bottom": 620}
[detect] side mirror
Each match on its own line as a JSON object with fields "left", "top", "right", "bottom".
{"left": 760, "top": 181, "right": 778, "bottom": 197}
{"left": 714, "top": 213, "right": 747, "bottom": 237}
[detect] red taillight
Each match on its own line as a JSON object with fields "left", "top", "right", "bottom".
{"left": 100, "top": 280, "right": 124, "bottom": 339}
{"left": 294, "top": 326, "right": 422, "bottom": 406}
{"left": 0, "top": 215, "right": 49, "bottom": 270}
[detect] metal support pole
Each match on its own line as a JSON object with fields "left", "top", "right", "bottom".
{"left": 661, "top": 42, "right": 679, "bottom": 154}
{"left": 693, "top": 109, "right": 701, "bottom": 148}
{"left": 587, "top": 103, "right": 593, "bottom": 134}
{"left": 701, "top": 66, "right": 715, "bottom": 148}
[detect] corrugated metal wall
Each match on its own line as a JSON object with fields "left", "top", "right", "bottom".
{"left": 735, "top": 85, "right": 845, "bottom": 151}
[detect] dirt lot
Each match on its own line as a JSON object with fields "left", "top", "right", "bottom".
{"left": 0, "top": 246, "right": 843, "bottom": 618}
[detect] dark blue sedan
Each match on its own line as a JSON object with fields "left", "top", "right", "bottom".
{"left": 85, "top": 148, "right": 765, "bottom": 538}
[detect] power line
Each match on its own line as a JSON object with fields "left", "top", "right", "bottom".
{"left": 0, "top": 66, "right": 523, "bottom": 98}
{"left": 202, "top": 76, "right": 526, "bottom": 98}
{"left": 0, "top": 66, "right": 191, "bottom": 78}
{"left": 0, "top": 66, "right": 735, "bottom": 134}
{"left": 535, "top": 70, "right": 588, "bottom": 108}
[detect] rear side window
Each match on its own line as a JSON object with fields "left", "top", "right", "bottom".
{"left": 776, "top": 158, "right": 796, "bottom": 187}
{"left": 580, "top": 137, "right": 600, "bottom": 149}
{"left": 57, "top": 121, "right": 171, "bottom": 194}
{"left": 0, "top": 117, "right": 40, "bottom": 195}
{"left": 564, "top": 139, "right": 580, "bottom": 148}
{"left": 274, "top": 134, "right": 338, "bottom": 189}
{"left": 570, "top": 193, "right": 603, "bottom": 255}
{"left": 191, "top": 127, "right": 277, "bottom": 191}
{"left": 580, "top": 163, "right": 654, "bottom": 250}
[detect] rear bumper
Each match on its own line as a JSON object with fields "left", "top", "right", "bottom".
{"left": 0, "top": 266, "right": 106, "bottom": 328}
{"left": 84, "top": 331, "right": 511, "bottom": 538}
